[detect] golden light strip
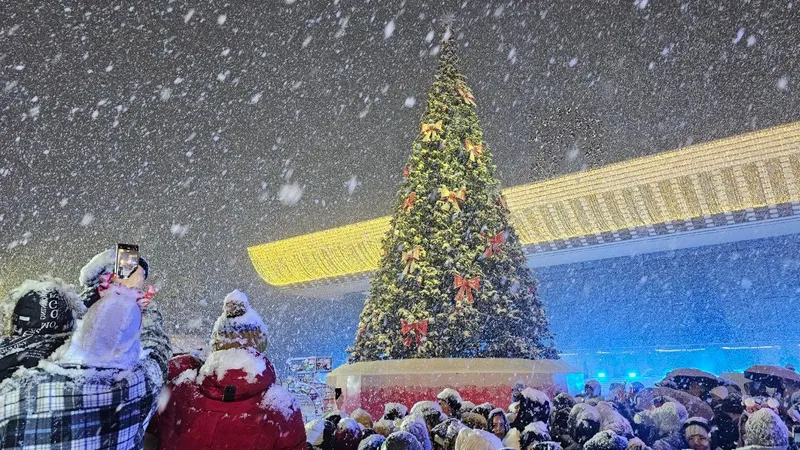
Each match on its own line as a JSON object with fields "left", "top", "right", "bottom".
{"left": 248, "top": 122, "right": 800, "bottom": 287}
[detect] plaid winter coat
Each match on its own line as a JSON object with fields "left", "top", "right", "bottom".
{"left": 0, "top": 303, "right": 170, "bottom": 449}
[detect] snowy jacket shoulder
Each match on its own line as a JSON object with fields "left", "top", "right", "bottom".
{"left": 0, "top": 303, "right": 170, "bottom": 450}
{"left": 153, "top": 349, "right": 306, "bottom": 450}
{"left": 652, "top": 433, "right": 687, "bottom": 450}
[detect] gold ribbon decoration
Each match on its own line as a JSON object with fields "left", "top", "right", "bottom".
{"left": 464, "top": 139, "right": 484, "bottom": 163}
{"left": 401, "top": 246, "right": 423, "bottom": 276}
{"left": 439, "top": 186, "right": 466, "bottom": 212}
{"left": 420, "top": 120, "right": 444, "bottom": 142}
{"left": 457, "top": 87, "right": 476, "bottom": 106}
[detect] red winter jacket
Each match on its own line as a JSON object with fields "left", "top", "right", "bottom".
{"left": 152, "top": 353, "right": 306, "bottom": 450}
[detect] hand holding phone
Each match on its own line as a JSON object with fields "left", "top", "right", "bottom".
{"left": 115, "top": 244, "right": 139, "bottom": 279}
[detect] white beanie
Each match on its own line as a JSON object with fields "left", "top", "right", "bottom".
{"left": 59, "top": 285, "right": 142, "bottom": 369}
{"left": 455, "top": 428, "right": 503, "bottom": 450}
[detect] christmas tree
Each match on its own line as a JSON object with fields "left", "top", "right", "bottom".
{"left": 348, "top": 37, "right": 557, "bottom": 362}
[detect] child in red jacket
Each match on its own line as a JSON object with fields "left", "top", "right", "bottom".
{"left": 152, "top": 289, "right": 306, "bottom": 450}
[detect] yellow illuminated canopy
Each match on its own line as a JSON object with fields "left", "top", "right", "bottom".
{"left": 249, "top": 122, "right": 800, "bottom": 287}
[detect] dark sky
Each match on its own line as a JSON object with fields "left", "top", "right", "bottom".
{"left": 1, "top": 0, "right": 798, "bottom": 363}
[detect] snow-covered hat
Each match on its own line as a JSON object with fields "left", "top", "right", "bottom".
{"left": 384, "top": 402, "right": 409, "bottom": 420}
{"left": 59, "top": 284, "right": 142, "bottom": 369}
{"left": 585, "top": 380, "right": 602, "bottom": 397}
{"left": 438, "top": 388, "right": 464, "bottom": 412}
{"left": 520, "top": 421, "right": 551, "bottom": 449}
{"left": 209, "top": 289, "right": 268, "bottom": 353}
{"left": 432, "top": 418, "right": 467, "bottom": 450}
{"left": 650, "top": 402, "right": 688, "bottom": 436}
{"left": 744, "top": 408, "right": 789, "bottom": 449}
{"left": 401, "top": 414, "right": 432, "bottom": 450}
{"left": 462, "top": 412, "right": 489, "bottom": 430}
{"left": 455, "top": 428, "right": 503, "bottom": 450}
{"left": 382, "top": 431, "right": 423, "bottom": 450}
{"left": 597, "top": 402, "right": 634, "bottom": 438}
{"left": 569, "top": 403, "right": 602, "bottom": 445}
{"left": 2, "top": 276, "right": 84, "bottom": 336}
{"left": 583, "top": 431, "right": 628, "bottom": 450}
{"left": 375, "top": 419, "right": 397, "bottom": 437}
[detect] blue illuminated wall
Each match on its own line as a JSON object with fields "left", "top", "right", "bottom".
{"left": 536, "top": 233, "right": 800, "bottom": 383}
{"left": 266, "top": 234, "right": 800, "bottom": 381}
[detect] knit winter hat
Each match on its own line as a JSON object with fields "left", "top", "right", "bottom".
{"left": 439, "top": 388, "right": 464, "bottom": 413}
{"left": 744, "top": 408, "right": 789, "bottom": 448}
{"left": 209, "top": 289, "right": 268, "bottom": 353}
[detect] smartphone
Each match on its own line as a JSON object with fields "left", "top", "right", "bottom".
{"left": 115, "top": 244, "right": 139, "bottom": 279}
{"left": 334, "top": 388, "right": 342, "bottom": 400}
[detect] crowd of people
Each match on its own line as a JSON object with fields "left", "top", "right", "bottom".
{"left": 0, "top": 248, "right": 799, "bottom": 450}
{"left": 306, "top": 379, "right": 799, "bottom": 450}
{"left": 0, "top": 249, "right": 306, "bottom": 449}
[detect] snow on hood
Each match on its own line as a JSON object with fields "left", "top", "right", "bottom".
{"left": 360, "top": 435, "right": 387, "bottom": 450}
{"left": 261, "top": 384, "right": 300, "bottom": 419}
{"left": 58, "top": 285, "right": 142, "bottom": 370}
{"left": 523, "top": 421, "right": 551, "bottom": 439}
{"left": 306, "top": 418, "right": 327, "bottom": 446}
{"left": 744, "top": 408, "right": 789, "bottom": 448}
{"left": 198, "top": 348, "right": 266, "bottom": 384}
{"left": 411, "top": 400, "right": 444, "bottom": 419}
{"left": 520, "top": 388, "right": 551, "bottom": 407}
{"left": 650, "top": 402, "right": 688, "bottom": 436}
{"left": 79, "top": 249, "right": 115, "bottom": 288}
{"left": 438, "top": 388, "right": 464, "bottom": 405}
{"left": 570, "top": 403, "right": 601, "bottom": 427}
{"left": 597, "top": 402, "right": 633, "bottom": 437}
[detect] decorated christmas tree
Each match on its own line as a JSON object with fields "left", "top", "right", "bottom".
{"left": 348, "top": 37, "right": 557, "bottom": 362}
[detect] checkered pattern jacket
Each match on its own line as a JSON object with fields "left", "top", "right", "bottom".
{"left": 0, "top": 303, "right": 171, "bottom": 449}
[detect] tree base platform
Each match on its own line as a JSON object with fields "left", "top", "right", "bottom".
{"left": 326, "top": 358, "right": 584, "bottom": 418}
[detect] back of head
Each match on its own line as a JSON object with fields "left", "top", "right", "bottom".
{"left": 385, "top": 402, "right": 410, "bottom": 421}
{"left": 432, "top": 418, "right": 468, "bottom": 450}
{"left": 553, "top": 393, "right": 576, "bottom": 412}
{"left": 411, "top": 400, "right": 445, "bottom": 430}
{"left": 335, "top": 418, "right": 364, "bottom": 450}
{"left": 516, "top": 388, "right": 552, "bottom": 426}
{"left": 744, "top": 408, "right": 789, "bottom": 449}
{"left": 360, "top": 434, "right": 387, "bottom": 450}
{"left": 520, "top": 422, "right": 551, "bottom": 450}
{"left": 583, "top": 431, "right": 628, "bottom": 450}
{"left": 569, "top": 403, "right": 601, "bottom": 445}
{"left": 375, "top": 419, "right": 398, "bottom": 437}
{"left": 307, "top": 418, "right": 336, "bottom": 450}
{"left": 650, "top": 402, "right": 688, "bottom": 437}
{"left": 462, "top": 412, "right": 489, "bottom": 431}
{"left": 585, "top": 380, "right": 602, "bottom": 398}
{"left": 3, "top": 276, "right": 83, "bottom": 337}
{"left": 59, "top": 285, "right": 142, "bottom": 369}
{"left": 455, "top": 428, "right": 502, "bottom": 450}
{"left": 402, "top": 414, "right": 433, "bottom": 450}
{"left": 383, "top": 431, "right": 423, "bottom": 450}
{"left": 439, "top": 388, "right": 464, "bottom": 414}
{"left": 352, "top": 408, "right": 375, "bottom": 429}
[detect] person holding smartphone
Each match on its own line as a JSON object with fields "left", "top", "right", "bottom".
{"left": 0, "top": 246, "right": 171, "bottom": 449}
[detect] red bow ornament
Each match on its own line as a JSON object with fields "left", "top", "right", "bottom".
{"left": 97, "top": 272, "right": 156, "bottom": 310}
{"left": 454, "top": 274, "right": 480, "bottom": 306}
{"left": 401, "top": 319, "right": 428, "bottom": 347}
{"left": 457, "top": 88, "right": 476, "bottom": 106}
{"left": 484, "top": 232, "right": 505, "bottom": 258}
{"left": 402, "top": 192, "right": 416, "bottom": 212}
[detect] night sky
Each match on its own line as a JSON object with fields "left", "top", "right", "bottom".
{"left": 1, "top": 1, "right": 798, "bottom": 365}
